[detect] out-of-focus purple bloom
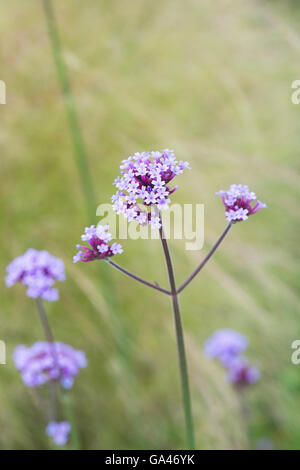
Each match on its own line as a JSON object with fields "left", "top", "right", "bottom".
{"left": 46, "top": 421, "right": 71, "bottom": 446}
{"left": 204, "top": 329, "right": 260, "bottom": 388}
{"left": 13, "top": 341, "right": 87, "bottom": 388}
{"left": 216, "top": 184, "right": 266, "bottom": 222}
{"left": 73, "top": 224, "right": 123, "bottom": 263}
{"left": 112, "top": 150, "right": 190, "bottom": 229}
{"left": 226, "top": 356, "right": 260, "bottom": 387}
{"left": 204, "top": 329, "right": 248, "bottom": 366}
{"left": 5, "top": 249, "right": 65, "bottom": 301}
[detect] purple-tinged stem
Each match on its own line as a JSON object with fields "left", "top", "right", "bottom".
{"left": 159, "top": 215, "right": 195, "bottom": 450}
{"left": 177, "top": 222, "right": 232, "bottom": 294}
{"left": 35, "top": 298, "right": 55, "bottom": 344}
{"left": 107, "top": 260, "right": 172, "bottom": 295}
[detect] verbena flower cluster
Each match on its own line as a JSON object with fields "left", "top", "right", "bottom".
{"left": 204, "top": 329, "right": 248, "bottom": 366}
{"left": 216, "top": 184, "right": 266, "bottom": 222}
{"left": 46, "top": 421, "right": 71, "bottom": 446}
{"left": 73, "top": 224, "right": 123, "bottom": 263}
{"left": 5, "top": 148, "right": 267, "bottom": 448}
{"left": 204, "top": 329, "right": 259, "bottom": 387}
{"left": 112, "top": 149, "right": 190, "bottom": 229}
{"left": 5, "top": 249, "right": 65, "bottom": 301}
{"left": 13, "top": 341, "right": 87, "bottom": 389}
{"left": 226, "top": 356, "right": 260, "bottom": 386}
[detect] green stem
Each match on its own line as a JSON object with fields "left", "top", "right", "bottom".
{"left": 107, "top": 259, "right": 171, "bottom": 295}
{"left": 42, "top": 0, "right": 132, "bottom": 368}
{"left": 42, "top": 0, "right": 96, "bottom": 222}
{"left": 177, "top": 223, "right": 232, "bottom": 294}
{"left": 35, "top": 298, "right": 55, "bottom": 344}
{"left": 36, "top": 300, "right": 80, "bottom": 449}
{"left": 237, "top": 387, "right": 251, "bottom": 449}
{"left": 62, "top": 391, "right": 81, "bottom": 450}
{"left": 159, "top": 216, "right": 195, "bottom": 450}
{"left": 35, "top": 298, "right": 59, "bottom": 422}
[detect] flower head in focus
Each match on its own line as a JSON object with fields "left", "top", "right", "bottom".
{"left": 204, "top": 329, "right": 248, "bottom": 366}
{"left": 46, "top": 421, "right": 71, "bottom": 446}
{"left": 73, "top": 224, "right": 123, "bottom": 263}
{"left": 112, "top": 149, "right": 190, "bottom": 229}
{"left": 216, "top": 184, "right": 266, "bottom": 223}
{"left": 5, "top": 249, "right": 65, "bottom": 301}
{"left": 13, "top": 341, "right": 87, "bottom": 388}
{"left": 204, "top": 329, "right": 259, "bottom": 388}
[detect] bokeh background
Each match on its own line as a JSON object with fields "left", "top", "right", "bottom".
{"left": 1, "top": 0, "right": 300, "bottom": 450}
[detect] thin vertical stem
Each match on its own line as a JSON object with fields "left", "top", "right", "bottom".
{"left": 35, "top": 299, "right": 81, "bottom": 447}
{"left": 41, "top": 0, "right": 131, "bottom": 369}
{"left": 35, "top": 298, "right": 58, "bottom": 422}
{"left": 35, "top": 298, "right": 55, "bottom": 344}
{"left": 62, "top": 391, "right": 81, "bottom": 450}
{"left": 42, "top": 0, "right": 96, "bottom": 222}
{"left": 237, "top": 388, "right": 250, "bottom": 449}
{"left": 159, "top": 216, "right": 195, "bottom": 450}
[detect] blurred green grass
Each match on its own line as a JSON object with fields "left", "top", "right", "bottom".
{"left": 1, "top": 0, "right": 300, "bottom": 449}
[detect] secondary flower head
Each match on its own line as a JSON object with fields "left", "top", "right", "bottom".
{"left": 204, "top": 329, "right": 248, "bottom": 366}
{"left": 73, "top": 224, "right": 123, "bottom": 263}
{"left": 13, "top": 341, "right": 87, "bottom": 389}
{"left": 46, "top": 421, "right": 71, "bottom": 446}
{"left": 5, "top": 249, "right": 65, "bottom": 301}
{"left": 226, "top": 356, "right": 260, "bottom": 387}
{"left": 112, "top": 149, "right": 190, "bottom": 229}
{"left": 216, "top": 184, "right": 266, "bottom": 223}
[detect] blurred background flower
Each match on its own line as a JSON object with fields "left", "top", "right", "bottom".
{"left": 204, "top": 329, "right": 248, "bottom": 366}
{"left": 13, "top": 341, "right": 87, "bottom": 388}
{"left": 204, "top": 329, "right": 259, "bottom": 388}
{"left": 46, "top": 421, "right": 71, "bottom": 446}
{"left": 5, "top": 249, "right": 65, "bottom": 301}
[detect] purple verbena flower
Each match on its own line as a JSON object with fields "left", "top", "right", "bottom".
{"left": 216, "top": 184, "right": 266, "bottom": 222}
{"left": 73, "top": 224, "right": 123, "bottom": 263}
{"left": 13, "top": 341, "right": 87, "bottom": 388}
{"left": 226, "top": 356, "right": 260, "bottom": 387}
{"left": 5, "top": 249, "right": 65, "bottom": 301}
{"left": 46, "top": 421, "right": 71, "bottom": 446}
{"left": 112, "top": 150, "right": 190, "bottom": 229}
{"left": 205, "top": 329, "right": 260, "bottom": 388}
{"left": 204, "top": 329, "right": 248, "bottom": 366}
